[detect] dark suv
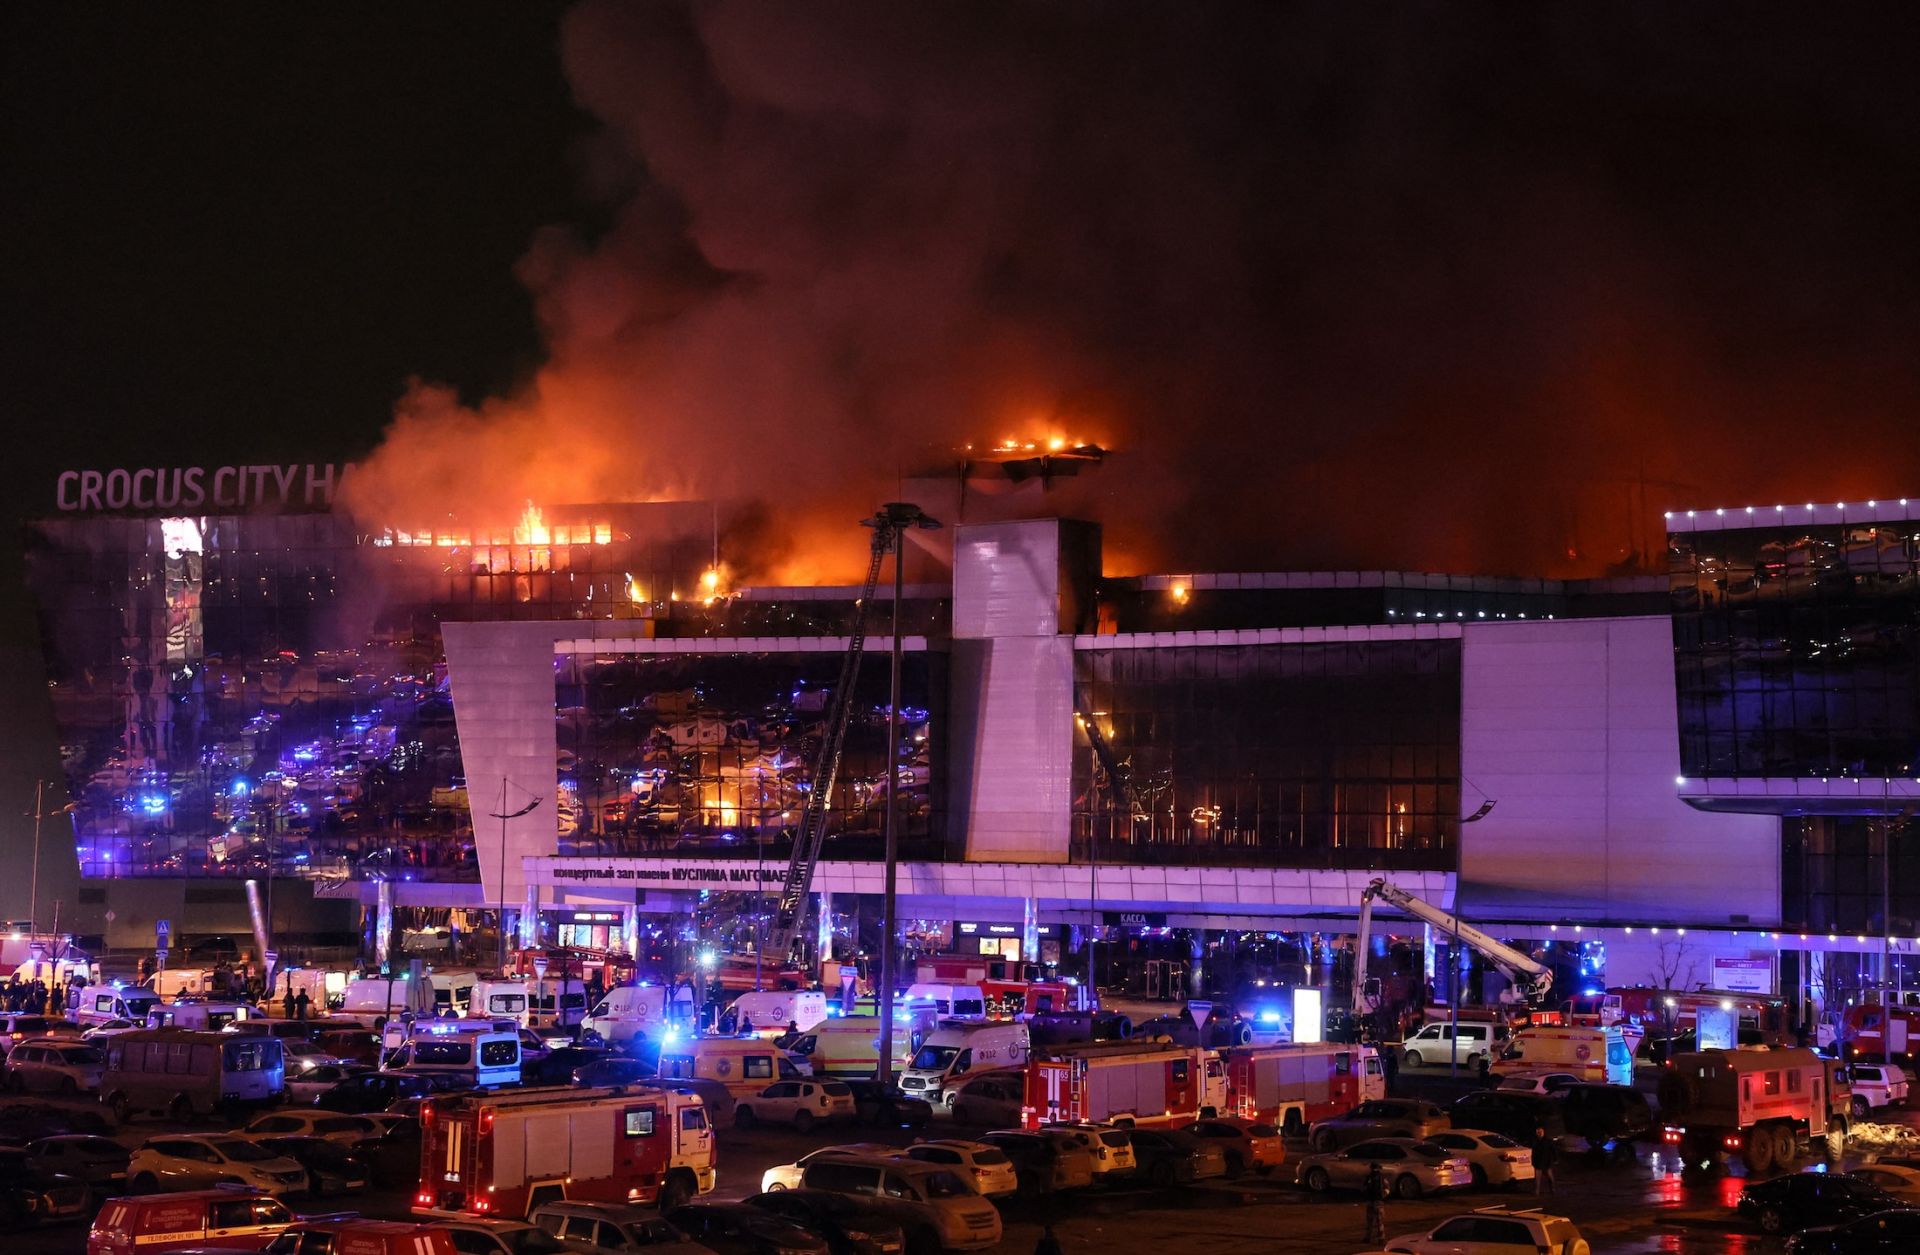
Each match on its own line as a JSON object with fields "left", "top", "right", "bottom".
{"left": 1558, "top": 1084, "right": 1653, "bottom": 1154}
{"left": 1449, "top": 1091, "right": 1565, "bottom": 1147}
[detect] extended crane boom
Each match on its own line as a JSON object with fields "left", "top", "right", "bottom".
{"left": 1352, "top": 877, "right": 1552, "bottom": 1018}
{"left": 766, "top": 505, "right": 936, "bottom": 963}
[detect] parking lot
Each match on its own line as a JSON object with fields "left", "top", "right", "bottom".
{"left": 13, "top": 1058, "right": 1919, "bottom": 1255}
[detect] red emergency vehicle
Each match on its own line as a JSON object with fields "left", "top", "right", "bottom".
{"left": 1219, "top": 1043, "right": 1383, "bottom": 1136}
{"left": 1840, "top": 1001, "right": 1920, "bottom": 1063}
{"left": 415, "top": 1085, "right": 717, "bottom": 1219}
{"left": 914, "top": 957, "right": 1088, "bottom": 1017}
{"left": 1657, "top": 1047, "right": 1851, "bottom": 1171}
{"left": 88, "top": 1190, "right": 296, "bottom": 1255}
{"left": 1612, "top": 986, "right": 1792, "bottom": 1048}
{"left": 1023, "top": 1041, "right": 1209, "bottom": 1129}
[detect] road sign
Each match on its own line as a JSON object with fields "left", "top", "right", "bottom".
{"left": 264, "top": 949, "right": 279, "bottom": 968}
{"left": 155, "top": 947, "right": 169, "bottom": 971}
{"left": 155, "top": 918, "right": 171, "bottom": 948}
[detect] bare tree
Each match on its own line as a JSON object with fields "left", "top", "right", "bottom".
{"left": 1649, "top": 938, "right": 1701, "bottom": 1057}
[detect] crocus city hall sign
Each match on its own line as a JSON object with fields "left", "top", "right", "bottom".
{"left": 54, "top": 464, "right": 348, "bottom": 513}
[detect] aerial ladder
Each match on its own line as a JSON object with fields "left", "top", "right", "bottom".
{"left": 1351, "top": 877, "right": 1552, "bottom": 1023}
{"left": 1075, "top": 708, "right": 1147, "bottom": 834}
{"left": 766, "top": 505, "right": 934, "bottom": 963}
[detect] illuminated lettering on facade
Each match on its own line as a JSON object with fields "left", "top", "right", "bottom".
{"left": 53, "top": 464, "right": 348, "bottom": 513}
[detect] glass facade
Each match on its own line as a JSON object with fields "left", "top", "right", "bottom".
{"left": 1070, "top": 640, "right": 1460, "bottom": 869}
{"left": 1782, "top": 815, "right": 1920, "bottom": 935}
{"left": 555, "top": 650, "right": 946, "bottom": 861}
{"left": 26, "top": 504, "right": 714, "bottom": 880}
{"left": 1670, "top": 520, "right": 1920, "bottom": 777}
{"left": 1097, "top": 575, "right": 1665, "bottom": 634}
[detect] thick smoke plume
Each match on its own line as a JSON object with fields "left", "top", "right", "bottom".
{"left": 346, "top": 2, "right": 1920, "bottom": 582}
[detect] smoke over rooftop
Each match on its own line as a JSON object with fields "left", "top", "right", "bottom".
{"left": 344, "top": 2, "right": 1920, "bottom": 583}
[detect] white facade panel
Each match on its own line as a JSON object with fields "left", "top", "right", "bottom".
{"left": 1459, "top": 617, "right": 1779, "bottom": 927}
{"left": 952, "top": 520, "right": 1061, "bottom": 639}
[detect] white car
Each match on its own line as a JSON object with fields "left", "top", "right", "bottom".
{"left": 734, "top": 1080, "right": 858, "bottom": 1131}
{"left": 761, "top": 1145, "right": 906, "bottom": 1192}
{"left": 127, "top": 1135, "right": 309, "bottom": 1196}
{"left": 1044, "top": 1124, "right": 1139, "bottom": 1177}
{"left": 81, "top": 1018, "right": 144, "bottom": 1040}
{"left": 1426, "top": 1130, "right": 1534, "bottom": 1187}
{"left": 285, "top": 1062, "right": 372, "bottom": 1105}
{"left": 1386, "top": 1208, "right": 1590, "bottom": 1255}
{"left": 900, "top": 1139, "right": 1019, "bottom": 1196}
{"left": 1492, "top": 1071, "right": 1582, "bottom": 1096}
{"left": 241, "top": 1110, "right": 381, "bottom": 1144}
{"left": 1850, "top": 1062, "right": 1911, "bottom": 1115}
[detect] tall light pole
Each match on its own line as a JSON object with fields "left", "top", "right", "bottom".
{"left": 28, "top": 781, "right": 76, "bottom": 935}
{"left": 872, "top": 503, "right": 938, "bottom": 1087}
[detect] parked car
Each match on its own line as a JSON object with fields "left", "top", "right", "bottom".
{"left": 975, "top": 1130, "right": 1095, "bottom": 1194}
{"left": 1050, "top": 1123, "right": 1137, "bottom": 1177}
{"left": 286, "top": 1062, "right": 372, "bottom": 1105}
{"left": 247, "top": 1134, "right": 371, "bottom": 1196}
{"left": 1425, "top": 1130, "right": 1534, "bottom": 1188}
{"left": 436, "top": 1216, "right": 573, "bottom": 1255}
{"left": 313, "top": 1070, "right": 435, "bottom": 1113}
{"left": 24, "top": 1134, "right": 130, "bottom": 1194}
{"left": 946, "top": 1072, "right": 1025, "bottom": 1127}
{"left": 661, "top": 1078, "right": 738, "bottom": 1126}
{"left": 1492, "top": 1071, "right": 1583, "bottom": 1095}
{"left": 842, "top": 1081, "right": 933, "bottom": 1130}
{"left": 746, "top": 1188, "right": 907, "bottom": 1255}
{"left": 573, "top": 1055, "right": 657, "bottom": 1089}
{"left": 518, "top": 1044, "right": 601, "bottom": 1087}
{"left": 1848, "top": 1064, "right": 1911, "bottom": 1116}
{"left": 1186, "top": 1116, "right": 1285, "bottom": 1178}
{"left": 898, "top": 1140, "right": 1018, "bottom": 1197}
{"left": 352, "top": 1115, "right": 424, "bottom": 1189}
{"left": 1448, "top": 1091, "right": 1566, "bottom": 1147}
{"left": 1295, "top": 1138, "right": 1473, "bottom": 1200}
{"left": 126, "top": 1134, "right": 308, "bottom": 1196}
{"left": 4, "top": 1040, "right": 105, "bottom": 1094}
{"left": 1786, "top": 1208, "right": 1920, "bottom": 1255}
{"left": 762, "top": 1146, "right": 909, "bottom": 1193}
{"left": 1310, "top": 1100, "right": 1450, "bottom": 1151}
{"left": 1556, "top": 1084, "right": 1653, "bottom": 1155}
{"left": 312, "top": 1027, "right": 383, "bottom": 1067}
{"left": 1121, "top": 1127, "right": 1228, "bottom": 1187}
{"left": 1384, "top": 1207, "right": 1590, "bottom": 1254}
{"left": 0, "top": 1016, "right": 56, "bottom": 1057}
{"left": 1845, "top": 1163, "right": 1920, "bottom": 1201}
{"left": 530, "top": 1200, "right": 715, "bottom": 1255}
{"left": 668, "top": 1203, "right": 831, "bottom": 1255}
{"left": 795, "top": 1157, "right": 1002, "bottom": 1253}
{"left": 242, "top": 1111, "right": 379, "bottom": 1145}
{"left": 0, "top": 1101, "right": 110, "bottom": 1140}
{"left": 1736, "top": 1172, "right": 1905, "bottom": 1236}
{"left": 261, "top": 1218, "right": 459, "bottom": 1254}
{"left": 0, "top": 1147, "right": 88, "bottom": 1226}
{"left": 735, "top": 1081, "right": 857, "bottom": 1131}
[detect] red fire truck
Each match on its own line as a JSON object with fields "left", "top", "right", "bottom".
{"left": 915, "top": 957, "right": 1089, "bottom": 1017}
{"left": 1612, "top": 986, "right": 1792, "bottom": 1049}
{"left": 1023, "top": 1041, "right": 1211, "bottom": 1129}
{"left": 1219, "top": 1043, "right": 1385, "bottom": 1136}
{"left": 414, "top": 1085, "right": 717, "bottom": 1219}
{"left": 1656, "top": 1047, "right": 1852, "bottom": 1171}
{"left": 1840, "top": 1001, "right": 1920, "bottom": 1063}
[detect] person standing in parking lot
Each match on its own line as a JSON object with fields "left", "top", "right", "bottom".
{"left": 1533, "top": 1128, "right": 1558, "bottom": 1195}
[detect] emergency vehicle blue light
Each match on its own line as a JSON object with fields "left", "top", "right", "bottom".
{"left": 1259, "top": 1010, "right": 1283, "bottom": 1025}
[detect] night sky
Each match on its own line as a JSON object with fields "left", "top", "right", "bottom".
{"left": 9, "top": 4, "right": 1920, "bottom": 582}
